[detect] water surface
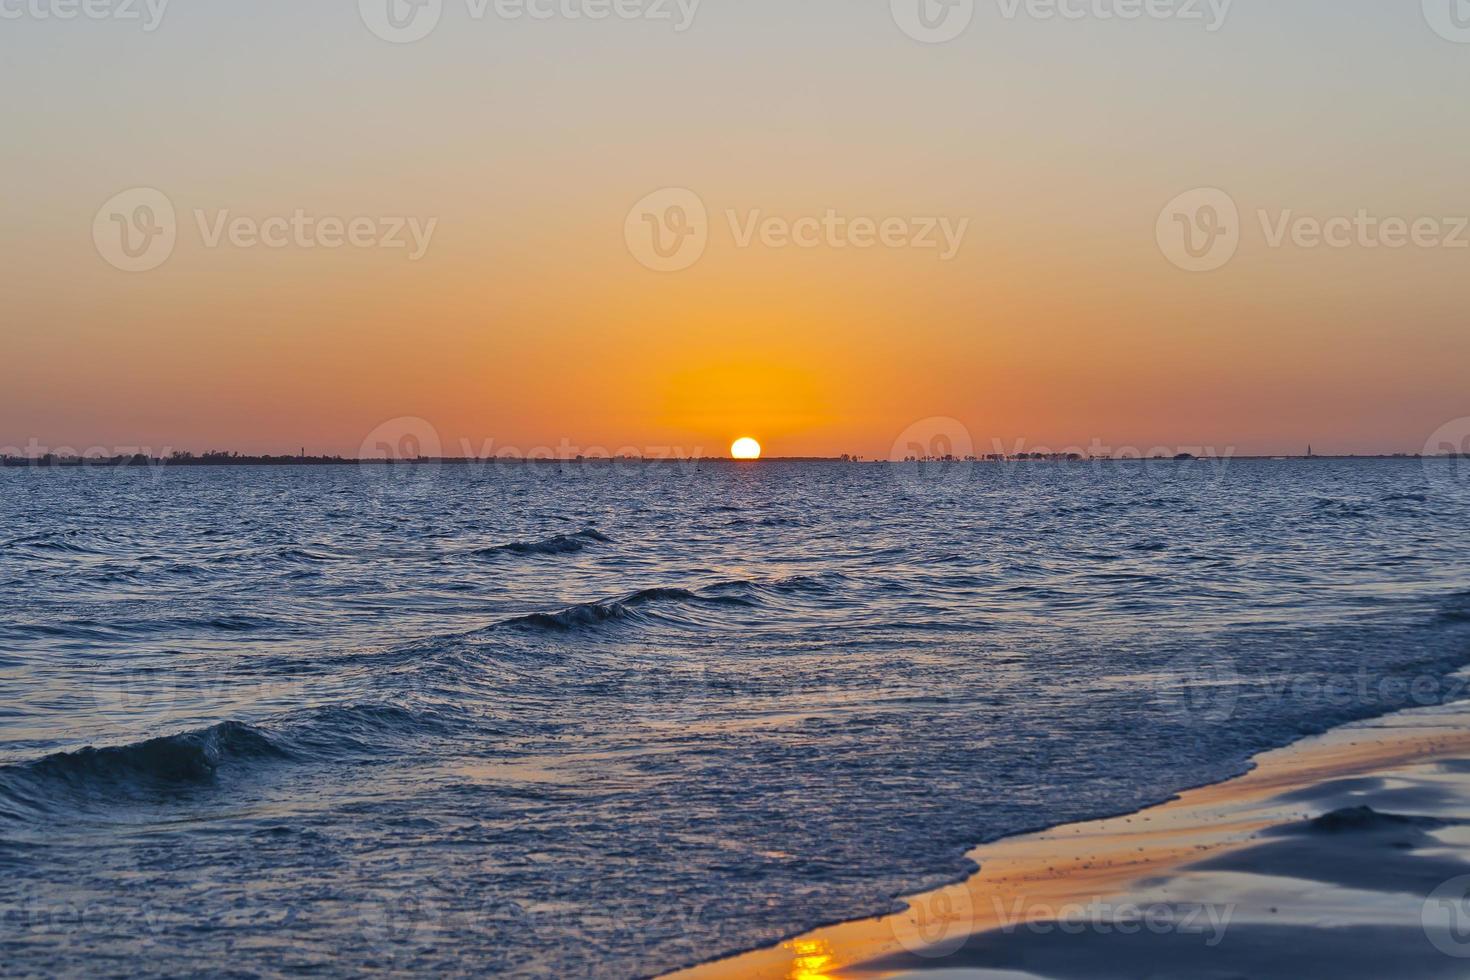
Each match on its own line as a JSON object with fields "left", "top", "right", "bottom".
{"left": 2, "top": 459, "right": 1468, "bottom": 976}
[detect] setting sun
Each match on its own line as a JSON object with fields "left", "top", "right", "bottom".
{"left": 731, "top": 437, "right": 763, "bottom": 460}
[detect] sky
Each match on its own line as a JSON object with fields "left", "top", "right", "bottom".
{"left": 3, "top": 0, "right": 1469, "bottom": 459}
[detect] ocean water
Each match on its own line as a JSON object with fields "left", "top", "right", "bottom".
{"left": 2, "top": 458, "right": 1468, "bottom": 977}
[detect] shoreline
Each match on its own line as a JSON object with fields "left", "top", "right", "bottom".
{"left": 666, "top": 698, "right": 1470, "bottom": 979}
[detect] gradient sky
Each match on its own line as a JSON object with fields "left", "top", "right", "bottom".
{"left": 4, "top": 0, "right": 1468, "bottom": 458}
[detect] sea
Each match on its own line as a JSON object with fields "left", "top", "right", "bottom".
{"left": 2, "top": 457, "right": 1468, "bottom": 977}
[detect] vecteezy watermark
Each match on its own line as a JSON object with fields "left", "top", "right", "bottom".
{"left": 624, "top": 188, "right": 709, "bottom": 273}
{"left": 359, "top": 0, "right": 700, "bottom": 44}
{"left": 886, "top": 427, "right": 1235, "bottom": 496}
{"left": 891, "top": 882, "right": 975, "bottom": 957}
{"left": 726, "top": 210, "right": 968, "bottom": 260}
{"left": 89, "top": 666, "right": 309, "bottom": 728}
{"left": 1423, "top": 0, "right": 1470, "bottom": 43}
{"left": 890, "top": 417, "right": 976, "bottom": 498}
{"left": 93, "top": 188, "right": 177, "bottom": 273}
{"left": 357, "top": 416, "right": 444, "bottom": 500}
{"left": 90, "top": 666, "right": 182, "bottom": 726}
{"left": 891, "top": 0, "right": 976, "bottom": 43}
{"left": 1149, "top": 660, "right": 1470, "bottom": 725}
{"left": 0, "top": 0, "right": 169, "bottom": 30}
{"left": 194, "top": 210, "right": 437, "bottom": 260}
{"left": 1, "top": 893, "right": 167, "bottom": 941}
{"left": 357, "top": 887, "right": 442, "bottom": 961}
{"left": 348, "top": 872, "right": 711, "bottom": 967}
{"left": 0, "top": 439, "right": 173, "bottom": 464}
{"left": 1257, "top": 210, "right": 1470, "bottom": 252}
{"left": 1424, "top": 875, "right": 1470, "bottom": 957}
{"left": 622, "top": 659, "right": 712, "bottom": 726}
{"left": 995, "top": 0, "right": 1231, "bottom": 29}
{"left": 352, "top": 418, "right": 708, "bottom": 498}
{"left": 993, "top": 898, "right": 1233, "bottom": 946}
{"left": 1159, "top": 187, "right": 1470, "bottom": 272}
{"left": 0, "top": 439, "right": 181, "bottom": 485}
{"left": 1156, "top": 187, "right": 1240, "bottom": 273}
{"left": 1150, "top": 654, "right": 1240, "bottom": 724}
{"left": 892, "top": 0, "right": 1231, "bottom": 43}
{"left": 1423, "top": 418, "right": 1470, "bottom": 492}
{"left": 93, "top": 188, "right": 438, "bottom": 271}
{"left": 358, "top": 0, "right": 442, "bottom": 42}
{"left": 990, "top": 438, "right": 1236, "bottom": 471}
{"left": 625, "top": 188, "right": 969, "bottom": 272}
{"left": 360, "top": 417, "right": 444, "bottom": 464}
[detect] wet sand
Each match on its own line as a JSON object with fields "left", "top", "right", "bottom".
{"left": 666, "top": 700, "right": 1470, "bottom": 980}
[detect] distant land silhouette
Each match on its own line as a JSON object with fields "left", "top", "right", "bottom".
{"left": 0, "top": 450, "right": 1457, "bottom": 467}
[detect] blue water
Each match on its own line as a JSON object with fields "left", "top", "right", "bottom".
{"left": 2, "top": 459, "right": 1468, "bottom": 976}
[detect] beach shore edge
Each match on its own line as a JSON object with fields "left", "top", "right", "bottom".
{"left": 664, "top": 697, "right": 1470, "bottom": 980}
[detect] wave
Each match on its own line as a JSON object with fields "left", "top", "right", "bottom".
{"left": 0, "top": 704, "right": 440, "bottom": 823}
{"left": 27, "top": 721, "right": 282, "bottom": 783}
{"left": 0, "top": 721, "right": 285, "bottom": 822}
{"left": 3, "top": 529, "right": 100, "bottom": 555}
{"left": 81, "top": 567, "right": 144, "bottom": 586}
{"left": 270, "top": 547, "right": 339, "bottom": 564}
{"left": 724, "top": 515, "right": 807, "bottom": 529}
{"left": 278, "top": 703, "right": 449, "bottom": 756}
{"left": 464, "top": 528, "right": 612, "bottom": 560}
{"left": 4, "top": 614, "right": 268, "bottom": 642}
{"left": 501, "top": 587, "right": 713, "bottom": 632}
{"left": 706, "top": 572, "right": 849, "bottom": 600}
{"left": 498, "top": 573, "right": 846, "bottom": 633}
{"left": 1312, "top": 498, "right": 1372, "bottom": 519}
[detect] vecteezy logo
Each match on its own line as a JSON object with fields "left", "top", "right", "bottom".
{"left": 358, "top": 416, "right": 443, "bottom": 497}
{"left": 624, "top": 188, "right": 708, "bottom": 272}
{"left": 1423, "top": 0, "right": 1470, "bottom": 43}
{"left": 357, "top": 886, "right": 438, "bottom": 961}
{"left": 891, "top": 417, "right": 975, "bottom": 497}
{"left": 1423, "top": 417, "right": 1470, "bottom": 491}
{"left": 891, "top": 0, "right": 975, "bottom": 43}
{"left": 890, "top": 882, "right": 974, "bottom": 958}
{"left": 93, "top": 188, "right": 177, "bottom": 272}
{"left": 359, "top": 0, "right": 443, "bottom": 43}
{"left": 91, "top": 667, "right": 179, "bottom": 726}
{"left": 1151, "top": 654, "right": 1239, "bottom": 724}
{"left": 1424, "top": 876, "right": 1470, "bottom": 957}
{"left": 360, "top": 416, "right": 442, "bottom": 463}
{"left": 1156, "top": 188, "right": 1240, "bottom": 273}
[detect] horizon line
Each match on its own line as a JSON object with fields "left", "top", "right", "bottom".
{"left": 1, "top": 451, "right": 1459, "bottom": 467}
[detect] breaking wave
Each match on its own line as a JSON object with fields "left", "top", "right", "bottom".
{"left": 497, "top": 573, "right": 847, "bottom": 633}
{"left": 0, "top": 704, "right": 440, "bottom": 823}
{"left": 464, "top": 528, "right": 613, "bottom": 560}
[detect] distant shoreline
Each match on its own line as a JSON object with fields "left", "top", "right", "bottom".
{"left": 0, "top": 454, "right": 1457, "bottom": 468}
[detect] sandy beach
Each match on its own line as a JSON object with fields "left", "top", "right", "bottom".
{"left": 668, "top": 697, "right": 1470, "bottom": 980}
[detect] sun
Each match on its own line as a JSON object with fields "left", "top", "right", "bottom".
{"left": 731, "top": 437, "right": 763, "bottom": 460}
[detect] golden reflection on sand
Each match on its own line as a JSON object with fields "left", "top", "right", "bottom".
{"left": 784, "top": 939, "right": 835, "bottom": 980}
{"left": 666, "top": 706, "right": 1470, "bottom": 980}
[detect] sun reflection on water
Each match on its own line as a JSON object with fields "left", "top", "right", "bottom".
{"left": 784, "top": 938, "right": 835, "bottom": 980}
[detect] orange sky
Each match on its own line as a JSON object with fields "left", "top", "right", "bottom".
{"left": 5, "top": 3, "right": 1468, "bottom": 458}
